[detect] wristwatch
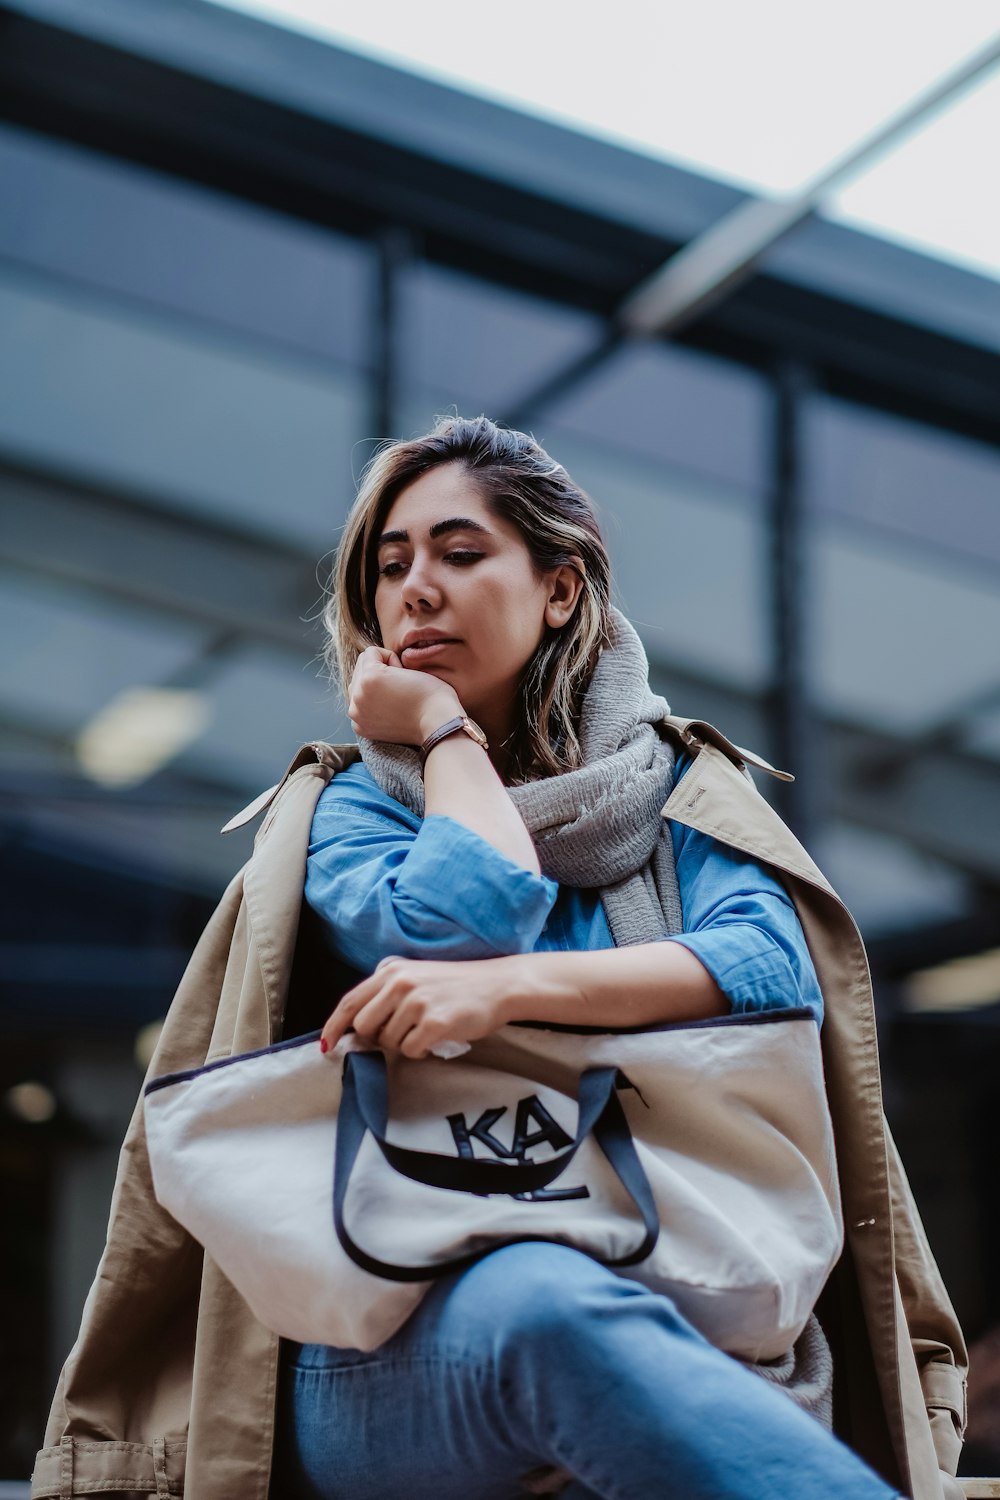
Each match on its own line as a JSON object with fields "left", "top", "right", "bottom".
{"left": 419, "top": 715, "right": 489, "bottom": 768}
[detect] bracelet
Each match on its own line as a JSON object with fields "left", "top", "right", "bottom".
{"left": 419, "top": 715, "right": 489, "bottom": 768}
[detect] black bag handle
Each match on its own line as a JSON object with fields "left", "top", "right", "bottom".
{"left": 333, "top": 1050, "right": 660, "bottom": 1283}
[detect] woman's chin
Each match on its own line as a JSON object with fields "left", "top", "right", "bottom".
{"left": 408, "top": 662, "right": 455, "bottom": 682}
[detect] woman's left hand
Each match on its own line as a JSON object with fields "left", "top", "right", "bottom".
{"left": 320, "top": 954, "right": 526, "bottom": 1059}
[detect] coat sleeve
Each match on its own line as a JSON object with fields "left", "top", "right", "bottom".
{"left": 35, "top": 875, "right": 246, "bottom": 1481}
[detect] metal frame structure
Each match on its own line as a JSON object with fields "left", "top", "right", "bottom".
{"left": 2, "top": 1, "right": 999, "bottom": 438}
{"left": 1, "top": 0, "right": 999, "bottom": 958}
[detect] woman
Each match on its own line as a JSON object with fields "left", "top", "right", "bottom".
{"left": 270, "top": 413, "right": 902, "bottom": 1500}
{"left": 34, "top": 416, "right": 965, "bottom": 1500}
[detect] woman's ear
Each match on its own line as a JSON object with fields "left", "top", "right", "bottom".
{"left": 544, "top": 561, "right": 585, "bottom": 628}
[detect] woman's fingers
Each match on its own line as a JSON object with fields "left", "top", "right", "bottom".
{"left": 356, "top": 645, "right": 396, "bottom": 670}
{"left": 320, "top": 972, "right": 382, "bottom": 1051}
{"left": 347, "top": 650, "right": 397, "bottom": 734}
{"left": 319, "top": 958, "right": 407, "bottom": 1051}
{"left": 347, "top": 645, "right": 461, "bottom": 744}
{"left": 319, "top": 955, "right": 514, "bottom": 1058}
{"left": 375, "top": 1005, "right": 422, "bottom": 1054}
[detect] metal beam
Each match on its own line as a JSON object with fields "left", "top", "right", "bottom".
{"left": 0, "top": 0, "right": 638, "bottom": 306}
{"left": 372, "top": 225, "right": 413, "bottom": 446}
{"left": 618, "top": 32, "right": 1000, "bottom": 338}
{"left": 502, "top": 329, "right": 625, "bottom": 433}
{"left": 506, "top": 34, "right": 1000, "bottom": 431}
{"left": 833, "top": 728, "right": 1000, "bottom": 887}
{"left": 855, "top": 678, "right": 1000, "bottom": 781}
{"left": 0, "top": 458, "right": 325, "bottom": 652}
{"left": 767, "top": 360, "right": 816, "bottom": 843}
{"left": 618, "top": 196, "right": 811, "bottom": 339}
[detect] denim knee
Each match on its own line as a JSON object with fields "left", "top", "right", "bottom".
{"left": 431, "top": 1242, "right": 684, "bottom": 1363}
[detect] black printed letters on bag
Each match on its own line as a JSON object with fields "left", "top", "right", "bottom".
{"left": 447, "top": 1095, "right": 590, "bottom": 1202}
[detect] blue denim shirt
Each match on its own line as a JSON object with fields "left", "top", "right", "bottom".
{"left": 305, "top": 759, "right": 823, "bottom": 1023}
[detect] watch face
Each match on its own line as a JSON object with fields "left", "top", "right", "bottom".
{"left": 463, "top": 718, "right": 488, "bottom": 748}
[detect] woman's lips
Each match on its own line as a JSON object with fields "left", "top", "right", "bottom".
{"left": 400, "top": 639, "right": 458, "bottom": 662}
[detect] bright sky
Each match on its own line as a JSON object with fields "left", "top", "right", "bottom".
{"left": 208, "top": 0, "right": 1000, "bottom": 282}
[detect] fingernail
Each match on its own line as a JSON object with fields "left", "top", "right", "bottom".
{"left": 319, "top": 1037, "right": 328, "bottom": 1053}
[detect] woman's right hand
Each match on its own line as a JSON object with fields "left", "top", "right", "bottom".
{"left": 348, "top": 646, "right": 462, "bottom": 747}
{"left": 351, "top": 646, "right": 542, "bottom": 875}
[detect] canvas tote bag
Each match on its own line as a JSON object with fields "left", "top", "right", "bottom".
{"left": 144, "top": 1006, "right": 843, "bottom": 1362}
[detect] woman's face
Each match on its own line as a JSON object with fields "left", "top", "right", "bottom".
{"left": 372, "top": 463, "right": 571, "bottom": 736}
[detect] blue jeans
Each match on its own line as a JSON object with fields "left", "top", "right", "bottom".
{"left": 271, "top": 1243, "right": 900, "bottom": 1500}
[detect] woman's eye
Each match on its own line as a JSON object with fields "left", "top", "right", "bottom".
{"left": 378, "top": 560, "right": 407, "bottom": 577}
{"left": 444, "top": 551, "right": 483, "bottom": 566}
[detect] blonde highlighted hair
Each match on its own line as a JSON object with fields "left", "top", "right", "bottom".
{"left": 323, "top": 415, "right": 614, "bottom": 781}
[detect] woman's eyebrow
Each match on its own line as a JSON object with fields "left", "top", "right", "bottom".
{"left": 376, "top": 516, "right": 492, "bottom": 548}
{"left": 429, "top": 516, "right": 491, "bottom": 540}
{"left": 376, "top": 528, "right": 408, "bottom": 548}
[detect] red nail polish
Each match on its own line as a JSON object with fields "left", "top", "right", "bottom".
{"left": 319, "top": 1037, "right": 328, "bottom": 1053}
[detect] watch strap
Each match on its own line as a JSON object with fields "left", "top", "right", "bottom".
{"left": 420, "top": 716, "right": 488, "bottom": 768}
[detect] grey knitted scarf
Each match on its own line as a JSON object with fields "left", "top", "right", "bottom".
{"left": 360, "top": 610, "right": 684, "bottom": 944}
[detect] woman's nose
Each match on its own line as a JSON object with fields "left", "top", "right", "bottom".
{"left": 400, "top": 558, "right": 441, "bottom": 610}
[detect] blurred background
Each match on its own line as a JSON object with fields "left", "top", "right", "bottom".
{"left": 1, "top": 0, "right": 999, "bottom": 1485}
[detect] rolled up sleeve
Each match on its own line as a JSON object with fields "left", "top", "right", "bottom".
{"left": 666, "top": 819, "right": 824, "bottom": 1024}
{"left": 306, "top": 798, "right": 557, "bottom": 972}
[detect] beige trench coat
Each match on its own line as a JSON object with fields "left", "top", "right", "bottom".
{"left": 32, "top": 720, "right": 968, "bottom": 1500}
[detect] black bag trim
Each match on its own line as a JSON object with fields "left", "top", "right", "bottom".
{"left": 144, "top": 1005, "right": 817, "bottom": 1095}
